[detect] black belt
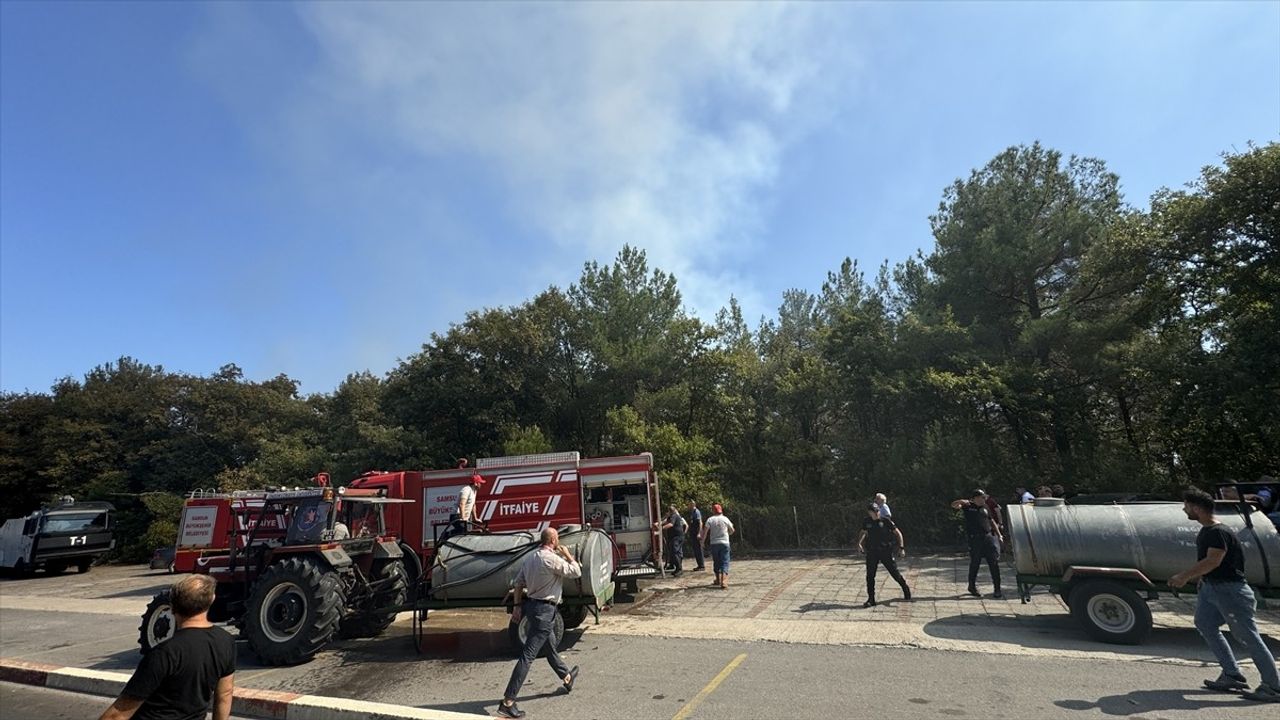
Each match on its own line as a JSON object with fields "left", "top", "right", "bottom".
{"left": 526, "top": 598, "right": 558, "bottom": 605}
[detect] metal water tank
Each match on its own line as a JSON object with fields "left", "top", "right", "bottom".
{"left": 429, "top": 527, "right": 616, "bottom": 602}
{"left": 1007, "top": 499, "right": 1279, "bottom": 587}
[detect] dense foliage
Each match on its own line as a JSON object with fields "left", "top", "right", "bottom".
{"left": 2, "top": 143, "right": 1276, "bottom": 556}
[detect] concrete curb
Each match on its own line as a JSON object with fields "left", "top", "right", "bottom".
{"left": 0, "top": 658, "right": 490, "bottom": 720}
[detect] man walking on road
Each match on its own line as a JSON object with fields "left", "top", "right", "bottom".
{"left": 1170, "top": 488, "right": 1279, "bottom": 703}
{"left": 856, "top": 502, "right": 910, "bottom": 607}
{"left": 99, "top": 575, "right": 235, "bottom": 720}
{"left": 687, "top": 501, "right": 705, "bottom": 571}
{"left": 951, "top": 489, "right": 1003, "bottom": 599}
{"left": 701, "top": 503, "right": 735, "bottom": 589}
{"left": 499, "top": 528, "right": 582, "bottom": 718}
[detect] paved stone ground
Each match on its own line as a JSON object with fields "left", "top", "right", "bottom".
{"left": 636, "top": 553, "right": 1280, "bottom": 624}
{"left": 598, "top": 553, "right": 1280, "bottom": 667}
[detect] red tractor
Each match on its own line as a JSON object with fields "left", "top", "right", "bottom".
{"left": 138, "top": 482, "right": 413, "bottom": 665}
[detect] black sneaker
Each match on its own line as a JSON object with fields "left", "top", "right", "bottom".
{"left": 1204, "top": 673, "right": 1249, "bottom": 692}
{"left": 992, "top": 591, "right": 1005, "bottom": 600}
{"left": 862, "top": 599, "right": 876, "bottom": 608}
{"left": 497, "top": 702, "right": 526, "bottom": 718}
{"left": 1242, "top": 684, "right": 1280, "bottom": 703}
{"left": 966, "top": 587, "right": 980, "bottom": 597}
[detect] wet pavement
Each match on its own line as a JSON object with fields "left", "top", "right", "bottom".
{"left": 2, "top": 558, "right": 1279, "bottom": 718}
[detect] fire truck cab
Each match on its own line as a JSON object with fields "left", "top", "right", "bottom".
{"left": 349, "top": 451, "right": 663, "bottom": 590}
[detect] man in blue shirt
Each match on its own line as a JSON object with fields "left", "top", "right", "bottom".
{"left": 686, "top": 501, "right": 705, "bottom": 571}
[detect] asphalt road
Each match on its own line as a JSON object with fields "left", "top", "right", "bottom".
{"left": 3, "top": 563, "right": 1279, "bottom": 719}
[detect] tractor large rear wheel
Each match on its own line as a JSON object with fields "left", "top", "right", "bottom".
{"left": 339, "top": 560, "right": 408, "bottom": 639}
{"left": 244, "top": 558, "right": 343, "bottom": 665}
{"left": 138, "top": 591, "right": 176, "bottom": 654}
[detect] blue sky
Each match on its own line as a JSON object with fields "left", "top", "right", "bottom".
{"left": 2, "top": 1, "right": 1277, "bottom": 395}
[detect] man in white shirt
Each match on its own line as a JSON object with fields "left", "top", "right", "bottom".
{"left": 700, "top": 504, "right": 735, "bottom": 589}
{"left": 458, "top": 472, "right": 484, "bottom": 526}
{"left": 441, "top": 472, "right": 486, "bottom": 545}
{"left": 873, "top": 493, "right": 892, "bottom": 519}
{"left": 499, "top": 528, "right": 581, "bottom": 718}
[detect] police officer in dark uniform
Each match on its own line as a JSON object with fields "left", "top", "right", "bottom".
{"left": 856, "top": 502, "right": 911, "bottom": 607}
{"left": 950, "top": 489, "right": 1004, "bottom": 598}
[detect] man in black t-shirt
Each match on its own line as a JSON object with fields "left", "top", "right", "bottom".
{"left": 99, "top": 575, "right": 236, "bottom": 720}
{"left": 950, "top": 489, "right": 1003, "bottom": 599}
{"left": 1169, "top": 488, "right": 1278, "bottom": 703}
{"left": 856, "top": 503, "right": 911, "bottom": 607}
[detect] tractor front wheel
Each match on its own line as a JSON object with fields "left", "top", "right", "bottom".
{"left": 138, "top": 591, "right": 176, "bottom": 654}
{"left": 339, "top": 560, "right": 409, "bottom": 639}
{"left": 244, "top": 558, "right": 343, "bottom": 665}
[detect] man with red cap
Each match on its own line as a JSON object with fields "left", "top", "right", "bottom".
{"left": 441, "top": 470, "right": 485, "bottom": 544}
{"left": 700, "top": 503, "right": 735, "bottom": 589}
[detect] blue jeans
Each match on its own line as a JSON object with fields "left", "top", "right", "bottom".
{"left": 503, "top": 600, "right": 570, "bottom": 701}
{"left": 711, "top": 543, "right": 731, "bottom": 575}
{"left": 1194, "top": 580, "right": 1280, "bottom": 688}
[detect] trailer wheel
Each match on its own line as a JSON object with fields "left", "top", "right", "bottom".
{"left": 339, "top": 560, "right": 408, "bottom": 639}
{"left": 508, "top": 607, "right": 565, "bottom": 657}
{"left": 244, "top": 557, "right": 344, "bottom": 665}
{"left": 1069, "top": 580, "right": 1152, "bottom": 645}
{"left": 560, "top": 604, "right": 588, "bottom": 629}
{"left": 138, "top": 591, "right": 176, "bottom": 654}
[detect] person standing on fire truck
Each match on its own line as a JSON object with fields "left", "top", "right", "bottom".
{"left": 499, "top": 528, "right": 582, "bottom": 719}
{"left": 440, "top": 470, "right": 484, "bottom": 545}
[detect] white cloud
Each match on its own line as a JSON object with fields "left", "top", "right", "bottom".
{"left": 294, "top": 2, "right": 852, "bottom": 316}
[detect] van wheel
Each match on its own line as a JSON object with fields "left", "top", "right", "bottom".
{"left": 508, "top": 608, "right": 565, "bottom": 657}
{"left": 1069, "top": 580, "right": 1152, "bottom": 645}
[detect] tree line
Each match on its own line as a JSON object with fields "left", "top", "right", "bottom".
{"left": 2, "top": 142, "right": 1275, "bottom": 557}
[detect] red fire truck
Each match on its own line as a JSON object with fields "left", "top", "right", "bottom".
{"left": 349, "top": 451, "right": 664, "bottom": 591}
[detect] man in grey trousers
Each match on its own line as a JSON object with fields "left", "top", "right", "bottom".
{"left": 499, "top": 528, "right": 582, "bottom": 718}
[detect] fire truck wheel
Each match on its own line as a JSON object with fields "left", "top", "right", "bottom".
{"left": 138, "top": 591, "right": 176, "bottom": 654}
{"left": 76, "top": 559, "right": 92, "bottom": 573}
{"left": 339, "top": 560, "right": 409, "bottom": 639}
{"left": 559, "top": 604, "right": 588, "bottom": 629}
{"left": 45, "top": 561, "right": 68, "bottom": 575}
{"left": 508, "top": 607, "right": 565, "bottom": 658}
{"left": 244, "top": 558, "right": 344, "bottom": 665}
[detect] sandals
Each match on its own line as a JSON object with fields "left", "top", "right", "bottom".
{"left": 563, "top": 665, "right": 580, "bottom": 693}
